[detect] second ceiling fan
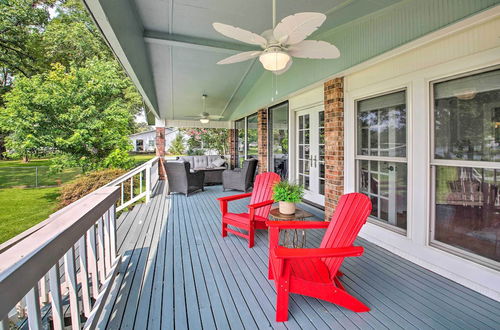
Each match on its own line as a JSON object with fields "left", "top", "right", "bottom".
{"left": 213, "top": 0, "right": 340, "bottom": 74}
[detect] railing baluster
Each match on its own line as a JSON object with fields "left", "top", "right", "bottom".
{"left": 103, "top": 211, "right": 111, "bottom": 272}
{"left": 49, "top": 263, "right": 64, "bottom": 330}
{"left": 146, "top": 163, "right": 151, "bottom": 203}
{"left": 121, "top": 182, "right": 124, "bottom": 205}
{"left": 64, "top": 247, "right": 81, "bottom": 330}
{"left": 130, "top": 176, "right": 134, "bottom": 200}
{"left": 139, "top": 170, "right": 143, "bottom": 194}
{"left": 39, "top": 275, "right": 49, "bottom": 304}
{"left": 26, "top": 285, "right": 42, "bottom": 330}
{"left": 78, "top": 235, "right": 92, "bottom": 317}
{"left": 87, "top": 225, "right": 99, "bottom": 298}
{"left": 97, "top": 216, "right": 106, "bottom": 283}
{"left": 109, "top": 206, "right": 117, "bottom": 264}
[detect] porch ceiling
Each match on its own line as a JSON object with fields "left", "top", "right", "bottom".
{"left": 83, "top": 0, "right": 500, "bottom": 123}
{"left": 83, "top": 0, "right": 404, "bottom": 122}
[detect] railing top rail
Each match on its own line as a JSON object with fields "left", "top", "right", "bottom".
{"left": 105, "top": 156, "right": 159, "bottom": 187}
{"left": 0, "top": 186, "right": 120, "bottom": 317}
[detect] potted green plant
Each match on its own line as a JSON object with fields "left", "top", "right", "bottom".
{"left": 272, "top": 181, "right": 304, "bottom": 215}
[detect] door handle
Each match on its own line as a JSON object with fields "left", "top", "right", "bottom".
{"left": 313, "top": 155, "right": 317, "bottom": 168}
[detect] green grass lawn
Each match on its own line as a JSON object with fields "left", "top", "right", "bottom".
{"left": 132, "top": 153, "right": 156, "bottom": 165}
{"left": 0, "top": 187, "right": 60, "bottom": 244}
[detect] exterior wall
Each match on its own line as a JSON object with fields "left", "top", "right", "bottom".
{"left": 343, "top": 14, "right": 500, "bottom": 300}
{"left": 129, "top": 131, "right": 156, "bottom": 152}
{"left": 323, "top": 78, "right": 344, "bottom": 221}
{"left": 227, "top": 128, "right": 237, "bottom": 169}
{"left": 257, "top": 109, "right": 268, "bottom": 174}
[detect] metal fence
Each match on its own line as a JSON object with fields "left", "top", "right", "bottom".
{"left": 0, "top": 166, "right": 82, "bottom": 189}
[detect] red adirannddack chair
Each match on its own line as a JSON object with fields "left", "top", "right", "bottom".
{"left": 267, "top": 192, "right": 372, "bottom": 322}
{"left": 218, "top": 172, "right": 280, "bottom": 248}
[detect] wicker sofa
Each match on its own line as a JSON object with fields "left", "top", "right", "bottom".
{"left": 177, "top": 155, "right": 228, "bottom": 184}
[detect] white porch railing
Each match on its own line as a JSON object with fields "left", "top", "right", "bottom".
{"left": 0, "top": 157, "right": 163, "bottom": 329}
{"left": 105, "top": 156, "right": 160, "bottom": 212}
{"left": 0, "top": 187, "right": 120, "bottom": 330}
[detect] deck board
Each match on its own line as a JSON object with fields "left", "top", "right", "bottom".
{"left": 98, "top": 183, "right": 500, "bottom": 330}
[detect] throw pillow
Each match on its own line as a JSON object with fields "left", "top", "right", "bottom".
{"left": 212, "top": 158, "right": 226, "bottom": 167}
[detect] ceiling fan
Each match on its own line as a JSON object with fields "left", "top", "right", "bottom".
{"left": 182, "top": 94, "right": 223, "bottom": 124}
{"left": 212, "top": 0, "right": 340, "bottom": 74}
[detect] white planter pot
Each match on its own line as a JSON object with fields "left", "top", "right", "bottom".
{"left": 279, "top": 201, "right": 296, "bottom": 215}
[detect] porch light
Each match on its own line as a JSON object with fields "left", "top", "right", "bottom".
{"left": 259, "top": 49, "right": 290, "bottom": 72}
{"left": 200, "top": 118, "right": 210, "bottom": 124}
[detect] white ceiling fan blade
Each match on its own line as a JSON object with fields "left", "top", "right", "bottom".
{"left": 216, "top": 51, "right": 262, "bottom": 65}
{"left": 208, "top": 115, "right": 224, "bottom": 119}
{"left": 275, "top": 57, "right": 293, "bottom": 75}
{"left": 213, "top": 23, "right": 267, "bottom": 47}
{"left": 273, "top": 12, "right": 326, "bottom": 45}
{"left": 288, "top": 40, "right": 340, "bottom": 59}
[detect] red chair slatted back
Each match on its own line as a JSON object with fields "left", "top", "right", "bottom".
{"left": 319, "top": 193, "right": 372, "bottom": 278}
{"left": 249, "top": 172, "right": 280, "bottom": 218}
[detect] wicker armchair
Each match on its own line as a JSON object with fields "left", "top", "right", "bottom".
{"left": 222, "top": 158, "right": 258, "bottom": 192}
{"left": 165, "top": 161, "right": 205, "bottom": 196}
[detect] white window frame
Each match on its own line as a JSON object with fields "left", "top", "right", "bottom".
{"left": 354, "top": 87, "right": 410, "bottom": 236}
{"left": 429, "top": 65, "right": 500, "bottom": 270}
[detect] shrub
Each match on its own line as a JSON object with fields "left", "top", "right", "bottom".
{"left": 272, "top": 181, "right": 304, "bottom": 203}
{"left": 58, "top": 168, "right": 126, "bottom": 209}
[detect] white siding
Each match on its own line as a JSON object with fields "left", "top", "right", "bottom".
{"left": 344, "top": 15, "right": 500, "bottom": 300}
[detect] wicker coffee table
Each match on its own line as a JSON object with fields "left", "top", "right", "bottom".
{"left": 269, "top": 207, "right": 314, "bottom": 248}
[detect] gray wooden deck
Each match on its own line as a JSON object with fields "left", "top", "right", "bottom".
{"left": 97, "top": 182, "right": 500, "bottom": 329}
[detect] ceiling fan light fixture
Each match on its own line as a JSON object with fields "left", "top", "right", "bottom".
{"left": 200, "top": 118, "right": 210, "bottom": 124}
{"left": 259, "top": 49, "right": 291, "bottom": 72}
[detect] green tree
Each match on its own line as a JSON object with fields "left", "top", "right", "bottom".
{"left": 41, "top": 0, "right": 113, "bottom": 69}
{"left": 182, "top": 128, "right": 229, "bottom": 155}
{"left": 168, "top": 133, "right": 185, "bottom": 155}
{"left": 0, "top": 60, "right": 141, "bottom": 170}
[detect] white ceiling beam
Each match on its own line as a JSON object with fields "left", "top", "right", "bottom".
{"left": 144, "top": 30, "right": 258, "bottom": 54}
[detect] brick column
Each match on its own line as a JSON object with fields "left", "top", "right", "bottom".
{"left": 227, "top": 128, "right": 237, "bottom": 169}
{"left": 324, "top": 77, "right": 344, "bottom": 221}
{"left": 155, "top": 126, "right": 166, "bottom": 180}
{"left": 257, "top": 108, "right": 268, "bottom": 174}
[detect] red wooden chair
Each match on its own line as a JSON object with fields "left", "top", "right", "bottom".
{"left": 267, "top": 192, "right": 372, "bottom": 322}
{"left": 218, "top": 172, "right": 280, "bottom": 248}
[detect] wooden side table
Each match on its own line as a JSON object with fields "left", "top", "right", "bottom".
{"left": 269, "top": 207, "right": 314, "bottom": 248}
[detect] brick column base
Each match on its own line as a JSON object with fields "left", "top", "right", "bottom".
{"left": 257, "top": 108, "right": 268, "bottom": 174}
{"left": 227, "top": 128, "right": 237, "bottom": 169}
{"left": 156, "top": 126, "right": 166, "bottom": 180}
{"left": 324, "top": 77, "right": 344, "bottom": 221}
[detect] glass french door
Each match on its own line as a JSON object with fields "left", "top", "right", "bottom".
{"left": 297, "top": 107, "right": 325, "bottom": 205}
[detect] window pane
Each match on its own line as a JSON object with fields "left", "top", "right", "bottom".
{"left": 434, "top": 166, "right": 500, "bottom": 262}
{"left": 247, "top": 113, "right": 258, "bottom": 160}
{"left": 358, "top": 160, "right": 407, "bottom": 230}
{"left": 357, "top": 91, "right": 407, "bottom": 157}
{"left": 434, "top": 69, "right": 500, "bottom": 162}
{"left": 269, "top": 103, "right": 289, "bottom": 179}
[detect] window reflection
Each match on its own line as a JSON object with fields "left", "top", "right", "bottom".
{"left": 269, "top": 103, "right": 289, "bottom": 179}
{"left": 435, "top": 166, "right": 500, "bottom": 262}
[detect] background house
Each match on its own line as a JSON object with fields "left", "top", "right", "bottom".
{"left": 129, "top": 128, "right": 178, "bottom": 153}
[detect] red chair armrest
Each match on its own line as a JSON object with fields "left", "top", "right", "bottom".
{"left": 266, "top": 221, "right": 329, "bottom": 229}
{"left": 217, "top": 192, "right": 252, "bottom": 202}
{"left": 273, "top": 246, "right": 364, "bottom": 259}
{"left": 248, "top": 200, "right": 274, "bottom": 210}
